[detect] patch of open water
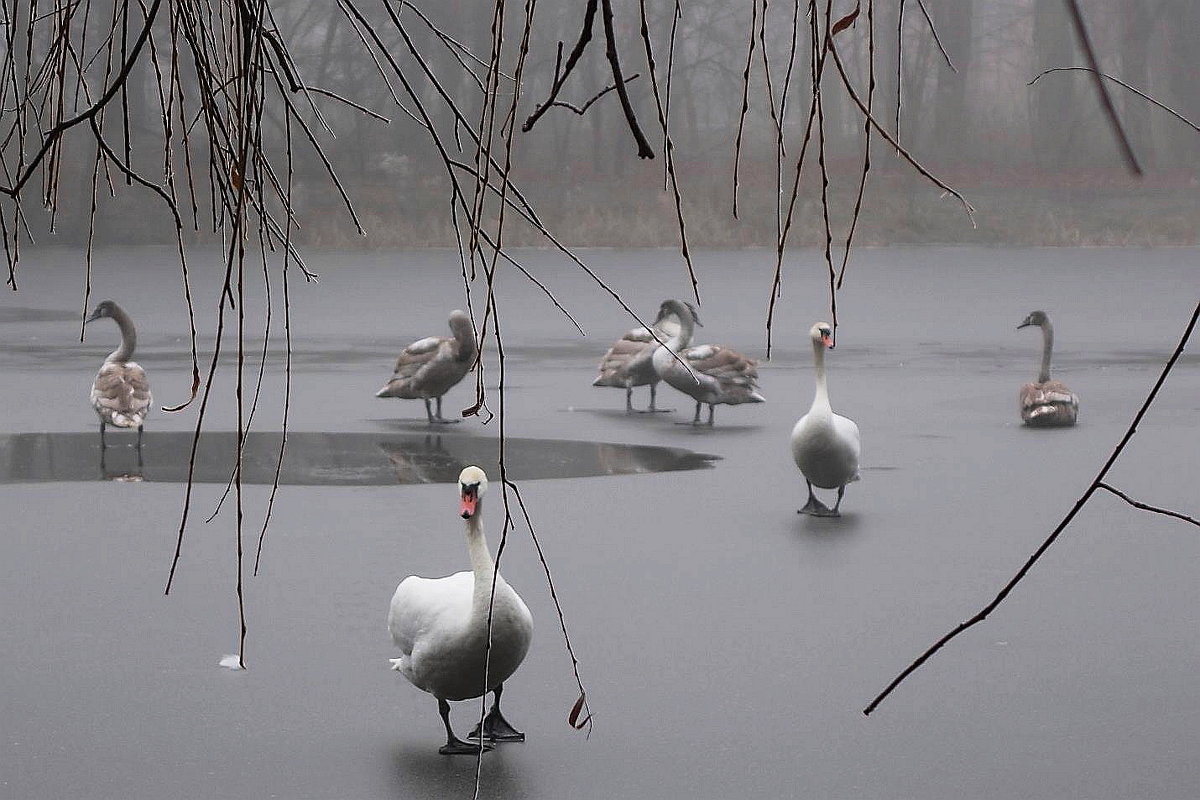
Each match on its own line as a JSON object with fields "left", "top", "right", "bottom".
{"left": 0, "top": 430, "right": 719, "bottom": 484}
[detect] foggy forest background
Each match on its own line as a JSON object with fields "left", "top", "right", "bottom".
{"left": 27, "top": 0, "right": 1200, "bottom": 252}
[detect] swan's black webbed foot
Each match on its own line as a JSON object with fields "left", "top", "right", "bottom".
{"left": 437, "top": 698, "right": 493, "bottom": 755}
{"left": 798, "top": 483, "right": 837, "bottom": 516}
{"left": 468, "top": 710, "right": 525, "bottom": 743}
{"left": 804, "top": 503, "right": 840, "bottom": 518}
{"left": 439, "top": 737, "right": 493, "bottom": 756}
{"left": 467, "top": 684, "right": 525, "bottom": 743}
{"left": 798, "top": 496, "right": 834, "bottom": 515}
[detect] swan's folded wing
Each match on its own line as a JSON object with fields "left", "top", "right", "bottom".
{"left": 1021, "top": 381, "right": 1078, "bottom": 409}
{"left": 391, "top": 336, "right": 447, "bottom": 379}
{"left": 1020, "top": 381, "right": 1079, "bottom": 425}
{"left": 388, "top": 572, "right": 474, "bottom": 655}
{"left": 684, "top": 344, "right": 760, "bottom": 386}
{"left": 594, "top": 328, "right": 656, "bottom": 384}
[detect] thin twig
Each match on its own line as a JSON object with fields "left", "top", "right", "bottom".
{"left": 1096, "top": 483, "right": 1200, "bottom": 530}
{"left": 1029, "top": 67, "right": 1200, "bottom": 134}
{"left": 550, "top": 73, "right": 638, "bottom": 116}
{"left": 913, "top": 0, "right": 955, "bottom": 72}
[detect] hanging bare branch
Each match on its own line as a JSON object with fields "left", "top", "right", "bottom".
{"left": 1062, "top": 0, "right": 1141, "bottom": 175}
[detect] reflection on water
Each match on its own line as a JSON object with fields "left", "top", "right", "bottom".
{"left": 0, "top": 431, "right": 718, "bottom": 485}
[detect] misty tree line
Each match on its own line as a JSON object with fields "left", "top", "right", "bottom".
{"left": 7, "top": 0, "right": 1198, "bottom": 250}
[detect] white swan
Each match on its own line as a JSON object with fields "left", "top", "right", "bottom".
{"left": 592, "top": 305, "right": 693, "bottom": 413}
{"left": 1017, "top": 310, "right": 1079, "bottom": 427}
{"left": 388, "top": 466, "right": 533, "bottom": 755}
{"left": 376, "top": 310, "right": 477, "bottom": 424}
{"left": 84, "top": 300, "right": 152, "bottom": 451}
{"left": 650, "top": 299, "right": 765, "bottom": 426}
{"left": 790, "top": 322, "right": 861, "bottom": 517}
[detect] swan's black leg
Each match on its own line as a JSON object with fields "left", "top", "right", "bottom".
{"left": 437, "top": 698, "right": 492, "bottom": 756}
{"left": 706, "top": 404, "right": 715, "bottom": 426}
{"left": 100, "top": 421, "right": 107, "bottom": 450}
{"left": 430, "top": 396, "right": 461, "bottom": 424}
{"left": 799, "top": 480, "right": 834, "bottom": 516}
{"left": 625, "top": 387, "right": 634, "bottom": 414}
{"left": 467, "top": 683, "right": 525, "bottom": 743}
{"left": 642, "top": 383, "right": 673, "bottom": 413}
{"left": 830, "top": 484, "right": 847, "bottom": 515}
{"left": 136, "top": 424, "right": 144, "bottom": 450}
{"left": 423, "top": 399, "right": 435, "bottom": 424}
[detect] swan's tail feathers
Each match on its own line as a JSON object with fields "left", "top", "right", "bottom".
{"left": 376, "top": 382, "right": 397, "bottom": 398}
{"left": 110, "top": 411, "right": 145, "bottom": 428}
{"left": 749, "top": 390, "right": 766, "bottom": 403}
{"left": 389, "top": 657, "right": 405, "bottom": 671}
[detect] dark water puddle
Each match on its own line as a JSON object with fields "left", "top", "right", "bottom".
{"left": 0, "top": 431, "right": 719, "bottom": 485}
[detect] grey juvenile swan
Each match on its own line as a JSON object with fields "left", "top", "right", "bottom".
{"left": 650, "top": 298, "right": 765, "bottom": 426}
{"left": 790, "top": 322, "right": 861, "bottom": 517}
{"left": 388, "top": 466, "right": 533, "bottom": 755}
{"left": 376, "top": 310, "right": 477, "bottom": 424}
{"left": 1017, "top": 310, "right": 1079, "bottom": 427}
{"left": 592, "top": 302, "right": 697, "bottom": 413}
{"left": 85, "top": 300, "right": 152, "bottom": 450}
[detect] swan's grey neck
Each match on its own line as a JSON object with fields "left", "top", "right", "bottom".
{"left": 452, "top": 321, "right": 477, "bottom": 363}
{"left": 108, "top": 306, "right": 137, "bottom": 363}
{"left": 810, "top": 337, "right": 831, "bottom": 412}
{"left": 665, "top": 307, "right": 695, "bottom": 351}
{"left": 1037, "top": 321, "right": 1054, "bottom": 384}
{"left": 465, "top": 503, "right": 497, "bottom": 616}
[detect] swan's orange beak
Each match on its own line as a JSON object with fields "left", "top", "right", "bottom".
{"left": 460, "top": 486, "right": 479, "bottom": 519}
{"left": 822, "top": 333, "right": 834, "bottom": 349}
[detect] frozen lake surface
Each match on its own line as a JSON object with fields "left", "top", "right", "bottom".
{"left": 1, "top": 246, "right": 1198, "bottom": 799}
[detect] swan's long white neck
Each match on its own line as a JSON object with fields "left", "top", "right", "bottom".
{"left": 465, "top": 501, "right": 498, "bottom": 618}
{"left": 809, "top": 337, "right": 831, "bottom": 415}
{"left": 108, "top": 306, "right": 138, "bottom": 363}
{"left": 1037, "top": 321, "right": 1054, "bottom": 384}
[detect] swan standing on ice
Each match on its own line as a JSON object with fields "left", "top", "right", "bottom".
{"left": 376, "top": 310, "right": 477, "bottom": 424}
{"left": 388, "top": 466, "right": 533, "bottom": 755}
{"left": 650, "top": 299, "right": 765, "bottom": 426}
{"left": 592, "top": 304, "right": 695, "bottom": 413}
{"left": 1017, "top": 310, "right": 1079, "bottom": 427}
{"left": 84, "top": 300, "right": 152, "bottom": 451}
{"left": 790, "top": 322, "right": 861, "bottom": 517}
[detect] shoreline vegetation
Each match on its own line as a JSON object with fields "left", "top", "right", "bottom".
{"left": 47, "top": 164, "right": 1200, "bottom": 251}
